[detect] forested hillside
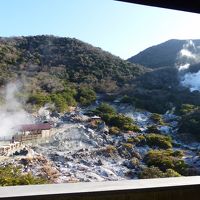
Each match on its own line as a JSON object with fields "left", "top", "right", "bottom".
{"left": 0, "top": 35, "right": 147, "bottom": 93}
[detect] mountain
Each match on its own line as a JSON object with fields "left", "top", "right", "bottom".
{"left": 0, "top": 35, "right": 200, "bottom": 114}
{"left": 128, "top": 39, "right": 200, "bottom": 68}
{"left": 0, "top": 35, "right": 148, "bottom": 93}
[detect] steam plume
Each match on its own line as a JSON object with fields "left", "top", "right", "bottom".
{"left": 176, "top": 40, "right": 200, "bottom": 91}
{"left": 0, "top": 82, "right": 33, "bottom": 138}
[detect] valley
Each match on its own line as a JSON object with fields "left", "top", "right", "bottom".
{"left": 0, "top": 36, "right": 200, "bottom": 185}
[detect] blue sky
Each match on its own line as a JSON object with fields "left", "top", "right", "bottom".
{"left": 1, "top": 0, "right": 200, "bottom": 59}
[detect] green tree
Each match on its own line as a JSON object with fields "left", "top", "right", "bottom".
{"left": 77, "top": 87, "right": 96, "bottom": 106}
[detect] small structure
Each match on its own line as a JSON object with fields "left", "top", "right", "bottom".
{"left": 14, "top": 123, "right": 53, "bottom": 142}
{"left": 88, "top": 116, "right": 102, "bottom": 129}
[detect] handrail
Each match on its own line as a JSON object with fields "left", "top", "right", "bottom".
{"left": 0, "top": 176, "right": 200, "bottom": 199}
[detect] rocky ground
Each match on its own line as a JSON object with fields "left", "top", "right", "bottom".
{"left": 1, "top": 103, "right": 200, "bottom": 183}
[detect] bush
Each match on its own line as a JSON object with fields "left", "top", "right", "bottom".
{"left": 108, "top": 114, "right": 135, "bottom": 131}
{"left": 144, "top": 149, "right": 188, "bottom": 175}
{"left": 77, "top": 87, "right": 96, "bottom": 106}
{"left": 179, "top": 104, "right": 199, "bottom": 115}
{"left": 28, "top": 93, "right": 51, "bottom": 107}
{"left": 105, "top": 145, "right": 117, "bottom": 154}
{"left": 27, "top": 87, "right": 78, "bottom": 112}
{"left": 109, "top": 126, "right": 120, "bottom": 135}
{"left": 94, "top": 103, "right": 140, "bottom": 132}
{"left": 139, "top": 166, "right": 165, "bottom": 179}
{"left": 50, "top": 93, "right": 68, "bottom": 112}
{"left": 146, "top": 125, "right": 161, "bottom": 134}
{"left": 178, "top": 109, "right": 200, "bottom": 141}
{"left": 150, "top": 113, "right": 165, "bottom": 125}
{"left": 122, "top": 143, "right": 134, "bottom": 150}
{"left": 123, "top": 124, "right": 141, "bottom": 132}
{"left": 145, "top": 133, "right": 172, "bottom": 149}
{"left": 134, "top": 133, "right": 172, "bottom": 149}
{"left": 120, "top": 95, "right": 134, "bottom": 104}
{"left": 164, "top": 169, "right": 181, "bottom": 177}
{"left": 139, "top": 166, "right": 181, "bottom": 179}
{"left": 133, "top": 135, "right": 146, "bottom": 144}
{"left": 0, "top": 165, "right": 48, "bottom": 186}
{"left": 94, "top": 103, "right": 116, "bottom": 115}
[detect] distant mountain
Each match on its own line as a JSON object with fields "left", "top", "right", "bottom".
{"left": 128, "top": 39, "right": 200, "bottom": 68}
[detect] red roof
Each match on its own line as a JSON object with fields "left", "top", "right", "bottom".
{"left": 17, "top": 123, "right": 52, "bottom": 132}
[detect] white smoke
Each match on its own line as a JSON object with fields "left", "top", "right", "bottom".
{"left": 38, "top": 103, "right": 55, "bottom": 121}
{"left": 176, "top": 40, "right": 200, "bottom": 91}
{"left": 182, "top": 71, "right": 200, "bottom": 92}
{"left": 0, "top": 82, "right": 33, "bottom": 138}
{"left": 180, "top": 49, "right": 195, "bottom": 59}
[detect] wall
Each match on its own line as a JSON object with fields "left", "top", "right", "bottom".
{"left": 0, "top": 176, "right": 200, "bottom": 200}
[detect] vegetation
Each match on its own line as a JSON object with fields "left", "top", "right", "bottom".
{"left": 109, "top": 126, "right": 120, "bottom": 135}
{"left": 139, "top": 166, "right": 181, "bottom": 179}
{"left": 0, "top": 35, "right": 200, "bottom": 115}
{"left": 179, "top": 104, "right": 199, "bottom": 115}
{"left": 150, "top": 113, "right": 165, "bottom": 125}
{"left": 178, "top": 109, "right": 200, "bottom": 141}
{"left": 93, "top": 103, "right": 140, "bottom": 132}
{"left": 145, "top": 133, "right": 172, "bottom": 149}
{"left": 76, "top": 87, "right": 96, "bottom": 106}
{"left": 134, "top": 133, "right": 172, "bottom": 149}
{"left": 27, "top": 86, "right": 96, "bottom": 112}
{"left": 93, "top": 102, "right": 116, "bottom": 115}
{"left": 0, "top": 165, "right": 48, "bottom": 186}
{"left": 0, "top": 35, "right": 146, "bottom": 92}
{"left": 144, "top": 149, "right": 187, "bottom": 175}
{"left": 146, "top": 125, "right": 161, "bottom": 134}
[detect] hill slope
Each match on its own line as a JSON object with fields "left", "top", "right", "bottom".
{"left": 128, "top": 39, "right": 200, "bottom": 68}
{"left": 0, "top": 35, "right": 147, "bottom": 93}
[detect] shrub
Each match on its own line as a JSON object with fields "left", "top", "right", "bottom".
{"left": 109, "top": 126, "right": 120, "bottom": 135}
{"left": 127, "top": 137, "right": 134, "bottom": 143}
{"left": 109, "top": 114, "right": 136, "bottom": 131}
{"left": 120, "top": 95, "right": 134, "bottom": 104}
{"left": 164, "top": 169, "right": 181, "bottom": 177}
{"left": 27, "top": 87, "right": 78, "bottom": 112}
{"left": 105, "top": 145, "right": 117, "bottom": 154}
{"left": 94, "top": 103, "right": 139, "bottom": 132}
{"left": 50, "top": 93, "right": 68, "bottom": 112}
{"left": 179, "top": 104, "right": 199, "bottom": 115}
{"left": 94, "top": 103, "right": 116, "bottom": 115}
{"left": 28, "top": 92, "right": 51, "bottom": 107}
{"left": 145, "top": 133, "right": 172, "bottom": 149}
{"left": 0, "top": 165, "right": 48, "bottom": 186}
{"left": 178, "top": 109, "right": 200, "bottom": 141}
{"left": 139, "top": 166, "right": 165, "bottom": 179}
{"left": 123, "top": 124, "right": 141, "bottom": 132}
{"left": 144, "top": 149, "right": 188, "bottom": 175}
{"left": 150, "top": 113, "right": 165, "bottom": 125}
{"left": 146, "top": 125, "right": 161, "bottom": 134}
{"left": 133, "top": 135, "right": 146, "bottom": 144}
{"left": 139, "top": 166, "right": 181, "bottom": 179}
{"left": 77, "top": 87, "right": 96, "bottom": 106}
{"left": 122, "top": 143, "right": 133, "bottom": 150}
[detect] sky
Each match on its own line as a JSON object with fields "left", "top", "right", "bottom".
{"left": 1, "top": 0, "right": 200, "bottom": 59}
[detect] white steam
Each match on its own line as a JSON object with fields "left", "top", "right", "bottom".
{"left": 176, "top": 40, "right": 200, "bottom": 91}
{"left": 0, "top": 82, "right": 33, "bottom": 138}
{"left": 180, "top": 49, "right": 196, "bottom": 59}
{"left": 181, "top": 71, "right": 200, "bottom": 92}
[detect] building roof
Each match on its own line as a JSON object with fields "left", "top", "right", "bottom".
{"left": 17, "top": 123, "right": 52, "bottom": 132}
